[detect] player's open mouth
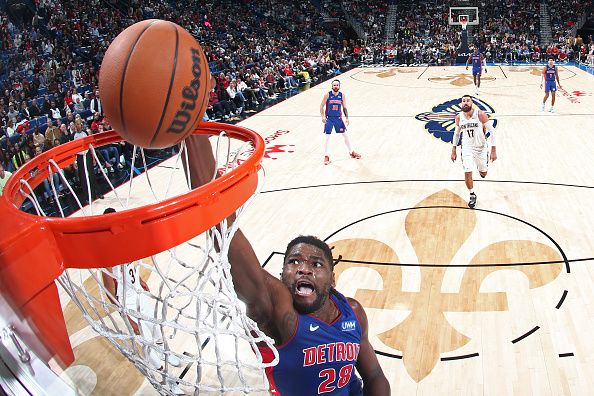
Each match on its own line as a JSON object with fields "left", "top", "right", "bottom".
{"left": 296, "top": 280, "right": 315, "bottom": 297}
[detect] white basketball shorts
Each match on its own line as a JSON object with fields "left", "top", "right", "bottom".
{"left": 461, "top": 146, "right": 488, "bottom": 173}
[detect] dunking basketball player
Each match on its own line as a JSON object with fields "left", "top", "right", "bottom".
{"left": 451, "top": 95, "right": 497, "bottom": 208}
{"left": 541, "top": 57, "right": 562, "bottom": 113}
{"left": 320, "top": 79, "right": 361, "bottom": 165}
{"left": 465, "top": 47, "right": 487, "bottom": 96}
{"left": 185, "top": 136, "right": 390, "bottom": 395}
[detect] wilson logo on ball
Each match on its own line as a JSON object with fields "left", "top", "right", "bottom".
{"left": 167, "top": 48, "right": 204, "bottom": 134}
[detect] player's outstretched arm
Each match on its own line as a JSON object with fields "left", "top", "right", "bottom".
{"left": 348, "top": 298, "right": 391, "bottom": 395}
{"left": 184, "top": 134, "right": 295, "bottom": 339}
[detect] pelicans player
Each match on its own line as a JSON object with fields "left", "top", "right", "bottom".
{"left": 465, "top": 47, "right": 487, "bottom": 96}
{"left": 451, "top": 95, "right": 497, "bottom": 208}
{"left": 320, "top": 79, "right": 361, "bottom": 165}
{"left": 101, "top": 209, "right": 181, "bottom": 372}
{"left": 541, "top": 57, "right": 562, "bottom": 113}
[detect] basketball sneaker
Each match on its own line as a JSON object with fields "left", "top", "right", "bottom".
{"left": 147, "top": 346, "right": 182, "bottom": 369}
{"left": 550, "top": 106, "right": 555, "bottom": 113}
{"left": 324, "top": 155, "right": 331, "bottom": 165}
{"left": 166, "top": 380, "right": 185, "bottom": 395}
{"left": 468, "top": 192, "right": 477, "bottom": 209}
{"left": 350, "top": 151, "right": 361, "bottom": 159}
{"left": 541, "top": 103, "right": 545, "bottom": 112}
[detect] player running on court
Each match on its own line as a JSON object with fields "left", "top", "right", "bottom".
{"left": 465, "top": 47, "right": 487, "bottom": 96}
{"left": 451, "top": 95, "right": 497, "bottom": 208}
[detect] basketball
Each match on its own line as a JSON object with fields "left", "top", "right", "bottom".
{"left": 99, "top": 19, "right": 210, "bottom": 149}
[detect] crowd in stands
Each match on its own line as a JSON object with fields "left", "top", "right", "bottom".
{"left": 0, "top": 0, "right": 358, "bottom": 204}
{"left": 342, "top": 1, "right": 387, "bottom": 44}
{"left": 1, "top": 0, "right": 593, "bottom": 202}
{"left": 343, "top": 0, "right": 590, "bottom": 66}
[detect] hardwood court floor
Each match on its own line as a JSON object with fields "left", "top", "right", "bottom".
{"left": 52, "top": 65, "right": 594, "bottom": 395}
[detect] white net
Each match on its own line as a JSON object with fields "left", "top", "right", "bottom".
{"left": 17, "top": 131, "right": 278, "bottom": 395}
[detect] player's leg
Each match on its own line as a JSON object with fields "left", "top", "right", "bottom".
{"left": 461, "top": 150, "right": 477, "bottom": 208}
{"left": 136, "top": 293, "right": 181, "bottom": 368}
{"left": 465, "top": 172, "right": 477, "bottom": 208}
{"left": 475, "top": 147, "right": 489, "bottom": 179}
{"left": 550, "top": 90, "right": 556, "bottom": 112}
{"left": 323, "top": 119, "right": 333, "bottom": 164}
{"left": 337, "top": 119, "right": 361, "bottom": 159}
{"left": 341, "top": 132, "right": 361, "bottom": 159}
{"left": 542, "top": 90, "right": 549, "bottom": 111}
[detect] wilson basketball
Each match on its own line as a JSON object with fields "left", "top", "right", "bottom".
{"left": 99, "top": 19, "right": 210, "bottom": 149}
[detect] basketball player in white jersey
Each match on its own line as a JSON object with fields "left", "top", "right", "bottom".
{"left": 101, "top": 208, "right": 182, "bottom": 392}
{"left": 451, "top": 95, "right": 497, "bottom": 208}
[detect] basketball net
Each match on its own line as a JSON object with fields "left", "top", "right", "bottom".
{"left": 12, "top": 127, "right": 277, "bottom": 395}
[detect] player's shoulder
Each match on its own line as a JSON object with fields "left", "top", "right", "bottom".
{"left": 345, "top": 296, "right": 364, "bottom": 316}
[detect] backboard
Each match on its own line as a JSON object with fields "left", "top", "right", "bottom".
{"left": 449, "top": 7, "right": 479, "bottom": 26}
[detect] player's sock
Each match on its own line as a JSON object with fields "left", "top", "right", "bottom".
{"left": 324, "top": 134, "right": 330, "bottom": 157}
{"left": 468, "top": 192, "right": 477, "bottom": 209}
{"left": 541, "top": 103, "right": 545, "bottom": 111}
{"left": 342, "top": 132, "right": 353, "bottom": 153}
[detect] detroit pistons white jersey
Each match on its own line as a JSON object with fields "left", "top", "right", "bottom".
{"left": 458, "top": 108, "right": 487, "bottom": 150}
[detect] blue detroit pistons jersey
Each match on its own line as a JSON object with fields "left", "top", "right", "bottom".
{"left": 326, "top": 91, "right": 343, "bottom": 118}
{"left": 545, "top": 65, "right": 556, "bottom": 81}
{"left": 472, "top": 53, "right": 482, "bottom": 71}
{"left": 259, "top": 292, "right": 364, "bottom": 395}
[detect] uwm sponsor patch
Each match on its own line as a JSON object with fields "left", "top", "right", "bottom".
{"left": 341, "top": 320, "right": 356, "bottom": 331}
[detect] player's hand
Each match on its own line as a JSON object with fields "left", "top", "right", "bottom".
{"left": 322, "top": 116, "right": 326, "bottom": 124}
{"left": 345, "top": 118, "right": 350, "bottom": 126}
{"left": 465, "top": 66, "right": 468, "bottom": 70}
{"left": 558, "top": 85, "right": 562, "bottom": 90}
{"left": 484, "top": 68, "right": 488, "bottom": 73}
{"left": 491, "top": 147, "right": 497, "bottom": 162}
{"left": 451, "top": 150, "right": 457, "bottom": 162}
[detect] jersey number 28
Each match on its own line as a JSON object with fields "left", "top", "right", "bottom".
{"left": 318, "top": 364, "right": 354, "bottom": 393}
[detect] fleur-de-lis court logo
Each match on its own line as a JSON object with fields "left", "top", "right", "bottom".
{"left": 415, "top": 98, "right": 497, "bottom": 143}
{"left": 330, "top": 190, "right": 564, "bottom": 382}
{"left": 363, "top": 68, "right": 419, "bottom": 78}
{"left": 428, "top": 73, "right": 496, "bottom": 86}
{"left": 508, "top": 66, "right": 571, "bottom": 76}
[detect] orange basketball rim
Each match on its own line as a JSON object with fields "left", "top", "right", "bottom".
{"left": 0, "top": 122, "right": 264, "bottom": 366}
